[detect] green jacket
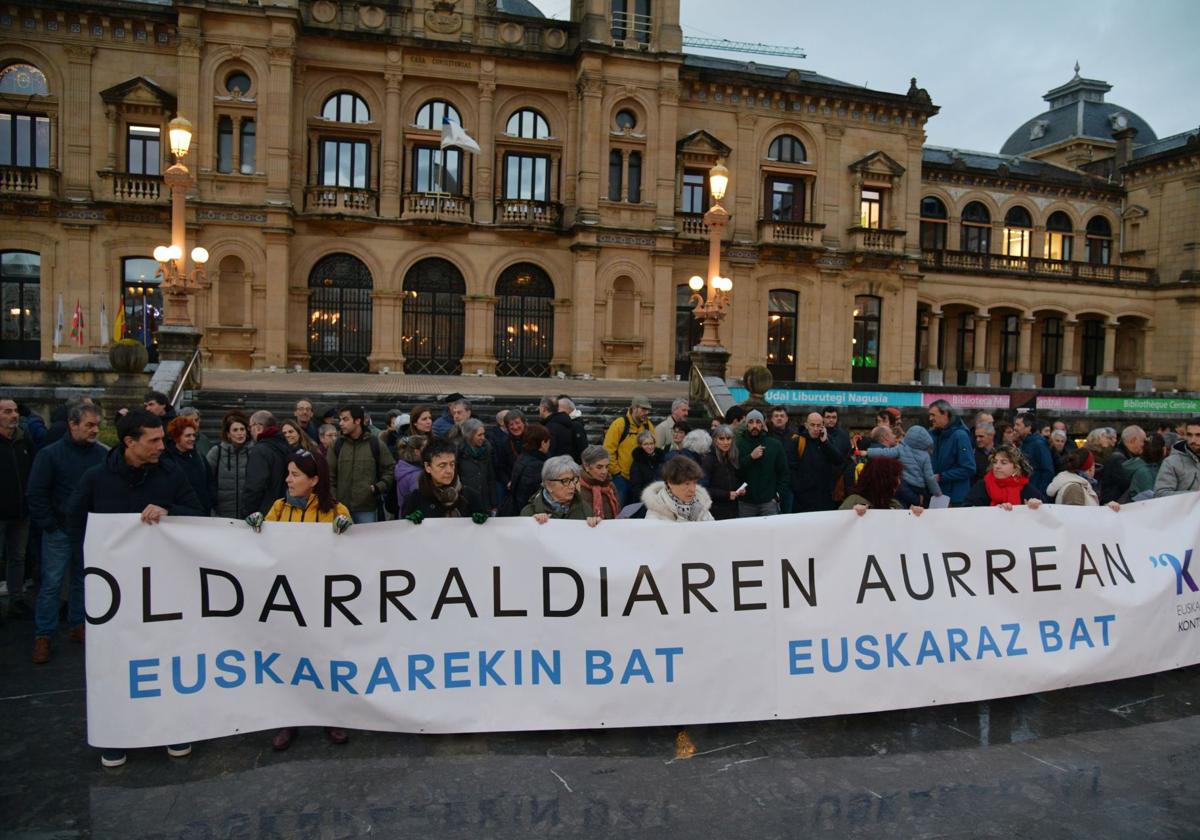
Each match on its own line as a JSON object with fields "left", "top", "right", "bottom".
{"left": 328, "top": 433, "right": 396, "bottom": 513}
{"left": 521, "top": 489, "right": 592, "bottom": 520}
{"left": 735, "top": 431, "right": 789, "bottom": 504}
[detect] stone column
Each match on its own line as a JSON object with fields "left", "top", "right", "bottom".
{"left": 921, "top": 309, "right": 943, "bottom": 385}
{"left": 475, "top": 75, "right": 496, "bottom": 224}
{"left": 265, "top": 44, "right": 295, "bottom": 205}
{"left": 461, "top": 296, "right": 495, "bottom": 375}
{"left": 380, "top": 69, "right": 403, "bottom": 218}
{"left": 654, "top": 77, "right": 680, "bottom": 232}
{"left": 1136, "top": 326, "right": 1156, "bottom": 391}
{"left": 369, "top": 290, "right": 402, "bottom": 371}
{"left": 175, "top": 25, "right": 202, "bottom": 175}
{"left": 651, "top": 249, "right": 674, "bottom": 376}
{"left": 1011, "top": 315, "right": 1037, "bottom": 388}
{"left": 819, "top": 124, "right": 843, "bottom": 245}
{"left": 263, "top": 230, "right": 290, "bottom": 366}
{"left": 1095, "top": 320, "right": 1121, "bottom": 391}
{"left": 966, "top": 310, "right": 991, "bottom": 387}
{"left": 733, "top": 111, "right": 757, "bottom": 241}
{"left": 574, "top": 69, "right": 604, "bottom": 225}
{"left": 571, "top": 245, "right": 598, "bottom": 373}
{"left": 62, "top": 46, "right": 95, "bottom": 199}
{"left": 1055, "top": 319, "right": 1080, "bottom": 389}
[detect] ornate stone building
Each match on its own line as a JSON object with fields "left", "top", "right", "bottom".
{"left": 1, "top": 0, "right": 1197, "bottom": 389}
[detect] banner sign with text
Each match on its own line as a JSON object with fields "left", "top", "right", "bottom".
{"left": 84, "top": 497, "right": 1200, "bottom": 747}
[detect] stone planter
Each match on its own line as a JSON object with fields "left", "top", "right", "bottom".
{"left": 108, "top": 340, "right": 148, "bottom": 374}
{"left": 741, "top": 365, "right": 774, "bottom": 407}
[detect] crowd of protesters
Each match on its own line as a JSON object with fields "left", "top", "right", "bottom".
{"left": 2, "top": 387, "right": 1200, "bottom": 767}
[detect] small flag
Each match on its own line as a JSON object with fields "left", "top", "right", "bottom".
{"left": 53, "top": 293, "right": 63, "bottom": 347}
{"left": 114, "top": 294, "right": 126, "bottom": 341}
{"left": 440, "top": 116, "right": 480, "bottom": 154}
{"left": 99, "top": 292, "right": 109, "bottom": 346}
{"left": 70, "top": 298, "right": 84, "bottom": 345}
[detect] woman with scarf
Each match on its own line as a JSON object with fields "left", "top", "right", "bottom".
{"left": 577, "top": 444, "right": 622, "bottom": 520}
{"left": 522, "top": 455, "right": 601, "bottom": 525}
{"left": 1046, "top": 449, "right": 1122, "bottom": 509}
{"left": 701, "top": 423, "right": 745, "bottom": 520}
{"left": 207, "top": 411, "right": 253, "bottom": 519}
{"left": 502, "top": 424, "right": 551, "bottom": 516}
{"left": 457, "top": 418, "right": 496, "bottom": 514}
{"left": 964, "top": 444, "right": 1044, "bottom": 509}
{"left": 163, "top": 416, "right": 212, "bottom": 515}
{"left": 401, "top": 438, "right": 488, "bottom": 522}
{"left": 641, "top": 455, "right": 714, "bottom": 522}
{"left": 245, "top": 449, "right": 351, "bottom": 750}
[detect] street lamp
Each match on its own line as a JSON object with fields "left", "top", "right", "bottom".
{"left": 690, "top": 158, "right": 733, "bottom": 348}
{"left": 155, "top": 115, "right": 206, "bottom": 327}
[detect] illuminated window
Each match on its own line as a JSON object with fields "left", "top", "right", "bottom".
{"left": 766, "top": 289, "right": 798, "bottom": 381}
{"left": 852, "top": 295, "right": 881, "bottom": 383}
{"left": 859, "top": 189, "right": 882, "bottom": 229}
{"left": 240, "top": 120, "right": 256, "bottom": 173}
{"left": 1044, "top": 211, "right": 1073, "bottom": 261}
{"left": 126, "top": 125, "right": 161, "bottom": 175}
{"left": 1003, "top": 206, "right": 1032, "bottom": 257}
{"left": 0, "top": 250, "right": 40, "bottom": 360}
{"left": 961, "top": 201, "right": 991, "bottom": 254}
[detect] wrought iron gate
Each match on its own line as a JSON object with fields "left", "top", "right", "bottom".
{"left": 494, "top": 263, "right": 554, "bottom": 377}
{"left": 402, "top": 258, "right": 465, "bottom": 375}
{"left": 307, "top": 253, "right": 373, "bottom": 373}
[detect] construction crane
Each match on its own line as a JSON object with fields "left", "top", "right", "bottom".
{"left": 681, "top": 37, "right": 806, "bottom": 59}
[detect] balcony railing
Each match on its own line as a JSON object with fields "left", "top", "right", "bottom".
{"left": 402, "top": 192, "right": 473, "bottom": 223}
{"left": 495, "top": 199, "right": 561, "bottom": 229}
{"left": 759, "top": 219, "right": 825, "bottom": 246}
{"left": 305, "top": 185, "right": 377, "bottom": 216}
{"left": 111, "top": 173, "right": 164, "bottom": 202}
{"left": 677, "top": 213, "right": 707, "bottom": 237}
{"left": 847, "top": 226, "right": 905, "bottom": 253}
{"left": 0, "top": 165, "right": 58, "bottom": 197}
{"left": 920, "top": 249, "right": 1156, "bottom": 284}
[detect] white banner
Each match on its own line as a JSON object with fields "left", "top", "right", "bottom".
{"left": 84, "top": 496, "right": 1200, "bottom": 747}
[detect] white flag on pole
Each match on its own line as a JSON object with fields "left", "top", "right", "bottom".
{"left": 100, "top": 292, "right": 110, "bottom": 346}
{"left": 440, "top": 116, "right": 481, "bottom": 153}
{"left": 53, "top": 293, "right": 63, "bottom": 347}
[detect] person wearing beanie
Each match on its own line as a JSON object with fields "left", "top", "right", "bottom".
{"left": 734, "top": 409, "right": 789, "bottom": 517}
{"left": 602, "top": 395, "right": 655, "bottom": 504}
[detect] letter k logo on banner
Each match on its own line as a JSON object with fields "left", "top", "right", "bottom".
{"left": 1151, "top": 550, "right": 1199, "bottom": 595}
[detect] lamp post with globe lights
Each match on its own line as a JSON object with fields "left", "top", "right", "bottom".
{"left": 687, "top": 159, "right": 735, "bottom": 399}
{"left": 154, "top": 116, "right": 208, "bottom": 328}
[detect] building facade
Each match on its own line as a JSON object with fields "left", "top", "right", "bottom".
{"left": 1, "top": 0, "right": 1197, "bottom": 389}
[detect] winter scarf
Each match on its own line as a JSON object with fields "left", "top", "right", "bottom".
{"left": 664, "top": 485, "right": 699, "bottom": 520}
{"left": 541, "top": 488, "right": 572, "bottom": 515}
{"left": 432, "top": 477, "right": 464, "bottom": 516}
{"left": 983, "top": 472, "right": 1029, "bottom": 506}
{"left": 579, "top": 472, "right": 621, "bottom": 518}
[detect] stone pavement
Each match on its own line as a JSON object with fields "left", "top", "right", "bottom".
{"left": 3, "top": 613, "right": 1200, "bottom": 838}
{"left": 202, "top": 369, "right": 690, "bottom": 400}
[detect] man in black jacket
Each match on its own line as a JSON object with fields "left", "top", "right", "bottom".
{"left": 0, "top": 396, "right": 34, "bottom": 618}
{"left": 540, "top": 397, "right": 576, "bottom": 458}
{"left": 28, "top": 401, "right": 106, "bottom": 663}
{"left": 68, "top": 408, "right": 202, "bottom": 769}
{"left": 243, "top": 410, "right": 292, "bottom": 515}
{"left": 1100, "top": 425, "right": 1146, "bottom": 505}
{"left": 793, "top": 411, "right": 844, "bottom": 513}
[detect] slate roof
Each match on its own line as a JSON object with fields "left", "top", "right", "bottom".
{"left": 496, "top": 0, "right": 546, "bottom": 17}
{"left": 1000, "top": 99, "right": 1158, "bottom": 157}
{"left": 1130, "top": 128, "right": 1200, "bottom": 161}
{"left": 681, "top": 54, "right": 864, "bottom": 92}
{"left": 922, "top": 146, "right": 1118, "bottom": 191}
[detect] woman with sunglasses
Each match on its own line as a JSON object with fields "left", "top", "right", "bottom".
{"left": 522, "top": 455, "right": 601, "bottom": 526}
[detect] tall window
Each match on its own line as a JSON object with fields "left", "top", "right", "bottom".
{"left": 504, "top": 153, "right": 549, "bottom": 201}
{"left": 506, "top": 109, "right": 550, "bottom": 139}
{"left": 612, "top": 0, "right": 651, "bottom": 42}
{"left": 413, "top": 146, "right": 463, "bottom": 194}
{"left": 127, "top": 125, "right": 161, "bottom": 175}
{"left": 1041, "top": 317, "right": 1063, "bottom": 388}
{"left": 919, "top": 196, "right": 948, "bottom": 251}
{"left": 766, "top": 290, "right": 798, "bottom": 381}
{"left": 674, "top": 283, "right": 703, "bottom": 379}
{"left": 403, "top": 257, "right": 466, "bottom": 376}
{"left": 322, "top": 92, "right": 370, "bottom": 124}
{"left": 217, "top": 116, "right": 234, "bottom": 173}
{"left": 1003, "top": 206, "right": 1032, "bottom": 257}
{"left": 627, "top": 152, "right": 641, "bottom": 203}
{"left": 999, "top": 314, "right": 1019, "bottom": 387}
{"left": 1044, "top": 211, "right": 1073, "bottom": 261}
{"left": 1081, "top": 319, "right": 1105, "bottom": 387}
{"left": 1086, "top": 216, "right": 1113, "bottom": 265}
{"left": 852, "top": 295, "right": 881, "bottom": 384}
{"left": 240, "top": 120, "right": 256, "bottom": 173}
{"left": 955, "top": 312, "right": 975, "bottom": 386}
{"left": 0, "top": 112, "right": 50, "bottom": 168}
{"left": 608, "top": 150, "right": 622, "bottom": 201}
{"left": 767, "top": 135, "right": 807, "bottom": 163}
{"left": 859, "top": 189, "right": 882, "bottom": 229}
{"left": 961, "top": 201, "right": 991, "bottom": 254}
{"left": 608, "top": 150, "right": 641, "bottom": 202}
{"left": 122, "top": 257, "right": 162, "bottom": 362}
{"left": 765, "top": 177, "right": 805, "bottom": 222}
{"left": 415, "top": 99, "right": 461, "bottom": 130}
{"left": 319, "top": 139, "right": 369, "bottom": 188}
{"left": 0, "top": 251, "right": 39, "bottom": 360}
{"left": 681, "top": 170, "right": 708, "bottom": 214}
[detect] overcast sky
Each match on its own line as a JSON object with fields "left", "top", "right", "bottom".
{"left": 532, "top": 0, "right": 1200, "bottom": 152}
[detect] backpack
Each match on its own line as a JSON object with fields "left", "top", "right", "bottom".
{"left": 334, "top": 435, "right": 398, "bottom": 517}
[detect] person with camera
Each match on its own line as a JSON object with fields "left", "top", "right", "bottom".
{"left": 792, "top": 411, "right": 844, "bottom": 513}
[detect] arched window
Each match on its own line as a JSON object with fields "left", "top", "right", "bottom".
{"left": 1041, "top": 316, "right": 1063, "bottom": 388}
{"left": 615, "top": 109, "right": 637, "bottom": 131}
{"left": 674, "top": 283, "right": 703, "bottom": 379}
{"left": 506, "top": 108, "right": 550, "bottom": 140}
{"left": 217, "top": 255, "right": 246, "bottom": 326}
{"left": 766, "top": 290, "right": 798, "bottom": 381}
{"left": 494, "top": 263, "right": 555, "bottom": 377}
{"left": 402, "top": 258, "right": 466, "bottom": 375}
{"left": 1003, "top": 206, "right": 1032, "bottom": 257}
{"left": 122, "top": 257, "right": 162, "bottom": 362}
{"left": 307, "top": 254, "right": 373, "bottom": 373}
{"left": 852, "top": 295, "right": 881, "bottom": 384}
{"left": 0, "top": 63, "right": 49, "bottom": 96}
{"left": 1044, "top": 211, "right": 1074, "bottom": 261}
{"left": 767, "top": 135, "right": 807, "bottom": 163}
{"left": 415, "top": 99, "right": 461, "bottom": 130}
{"left": 321, "top": 92, "right": 370, "bottom": 123}
{"left": 224, "top": 71, "right": 252, "bottom": 97}
{"left": 961, "top": 201, "right": 991, "bottom": 254}
{"left": 1086, "top": 216, "right": 1113, "bottom": 265}
{"left": 1, "top": 251, "right": 40, "bottom": 359}
{"left": 919, "top": 196, "right": 948, "bottom": 251}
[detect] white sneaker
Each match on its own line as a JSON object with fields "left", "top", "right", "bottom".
{"left": 166, "top": 743, "right": 192, "bottom": 758}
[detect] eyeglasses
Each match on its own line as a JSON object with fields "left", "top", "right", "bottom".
{"left": 548, "top": 476, "right": 579, "bottom": 486}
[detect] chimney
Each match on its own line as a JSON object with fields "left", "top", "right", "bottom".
{"left": 1113, "top": 126, "right": 1138, "bottom": 169}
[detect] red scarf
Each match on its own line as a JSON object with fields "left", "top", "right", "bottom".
{"left": 983, "top": 472, "right": 1029, "bottom": 506}
{"left": 580, "top": 473, "right": 621, "bottom": 519}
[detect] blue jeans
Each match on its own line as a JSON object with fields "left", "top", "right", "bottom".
{"left": 612, "top": 475, "right": 630, "bottom": 507}
{"left": 738, "top": 499, "right": 780, "bottom": 518}
{"left": 351, "top": 510, "right": 378, "bottom": 525}
{"left": 1, "top": 518, "right": 30, "bottom": 602}
{"left": 36, "top": 529, "right": 82, "bottom": 636}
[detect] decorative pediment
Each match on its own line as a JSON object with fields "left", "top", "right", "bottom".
{"left": 100, "top": 77, "right": 177, "bottom": 114}
{"left": 848, "top": 150, "right": 906, "bottom": 178}
{"left": 1122, "top": 204, "right": 1149, "bottom": 220}
{"left": 677, "top": 129, "right": 732, "bottom": 164}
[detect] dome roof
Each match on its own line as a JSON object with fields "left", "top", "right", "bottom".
{"left": 496, "top": 0, "right": 546, "bottom": 17}
{"left": 1000, "top": 68, "right": 1157, "bottom": 156}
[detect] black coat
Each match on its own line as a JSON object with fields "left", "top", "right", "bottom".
{"left": 629, "top": 447, "right": 665, "bottom": 503}
{"left": 793, "top": 434, "right": 842, "bottom": 512}
{"left": 401, "top": 483, "right": 486, "bottom": 519}
{"left": 701, "top": 450, "right": 741, "bottom": 521}
{"left": 1099, "top": 443, "right": 1135, "bottom": 505}
{"left": 544, "top": 411, "right": 577, "bottom": 459}
{"left": 505, "top": 450, "right": 549, "bottom": 516}
{"left": 25, "top": 435, "right": 108, "bottom": 532}
{"left": 68, "top": 446, "right": 205, "bottom": 541}
{"left": 0, "top": 428, "right": 34, "bottom": 520}
{"left": 458, "top": 440, "right": 497, "bottom": 511}
{"left": 243, "top": 428, "right": 292, "bottom": 516}
{"left": 163, "top": 442, "right": 212, "bottom": 516}
{"left": 493, "top": 431, "right": 523, "bottom": 486}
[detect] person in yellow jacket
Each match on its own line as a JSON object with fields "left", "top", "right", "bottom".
{"left": 244, "top": 449, "right": 352, "bottom": 751}
{"left": 602, "top": 395, "right": 654, "bottom": 504}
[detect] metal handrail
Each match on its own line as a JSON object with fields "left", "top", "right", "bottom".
{"left": 690, "top": 362, "right": 737, "bottom": 422}
{"left": 170, "top": 347, "right": 202, "bottom": 407}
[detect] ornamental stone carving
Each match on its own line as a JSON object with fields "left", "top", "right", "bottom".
{"left": 311, "top": 0, "right": 337, "bottom": 23}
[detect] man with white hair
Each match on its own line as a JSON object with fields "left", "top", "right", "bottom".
{"left": 557, "top": 397, "right": 589, "bottom": 461}
{"left": 1100, "top": 425, "right": 1146, "bottom": 504}
{"left": 654, "top": 399, "right": 690, "bottom": 450}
